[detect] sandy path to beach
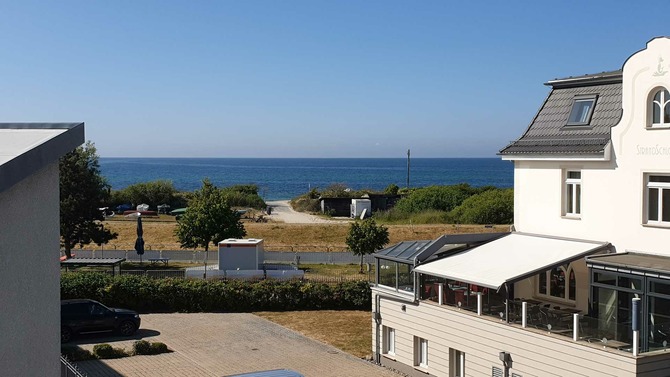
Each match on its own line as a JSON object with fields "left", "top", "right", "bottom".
{"left": 266, "top": 200, "right": 347, "bottom": 224}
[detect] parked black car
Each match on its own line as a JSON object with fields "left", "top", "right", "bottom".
{"left": 61, "top": 299, "right": 141, "bottom": 343}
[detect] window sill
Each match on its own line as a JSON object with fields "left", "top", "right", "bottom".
{"left": 561, "top": 214, "right": 582, "bottom": 220}
{"left": 642, "top": 222, "right": 670, "bottom": 229}
{"left": 414, "top": 365, "right": 430, "bottom": 374}
{"left": 647, "top": 125, "right": 670, "bottom": 130}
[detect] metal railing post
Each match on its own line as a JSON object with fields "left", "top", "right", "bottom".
{"left": 477, "top": 292, "right": 483, "bottom": 316}
{"left": 573, "top": 313, "right": 579, "bottom": 341}
{"left": 522, "top": 301, "right": 527, "bottom": 328}
{"left": 438, "top": 283, "right": 444, "bottom": 305}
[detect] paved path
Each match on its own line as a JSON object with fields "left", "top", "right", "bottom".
{"left": 266, "top": 200, "right": 348, "bottom": 224}
{"left": 74, "top": 313, "right": 400, "bottom": 377}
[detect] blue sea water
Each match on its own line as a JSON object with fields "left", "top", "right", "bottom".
{"left": 99, "top": 158, "right": 513, "bottom": 201}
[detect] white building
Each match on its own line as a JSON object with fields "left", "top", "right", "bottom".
{"left": 372, "top": 38, "right": 670, "bottom": 376}
{"left": 0, "top": 123, "right": 84, "bottom": 376}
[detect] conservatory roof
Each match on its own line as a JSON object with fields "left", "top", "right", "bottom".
{"left": 374, "top": 232, "right": 509, "bottom": 264}
{"left": 413, "top": 233, "right": 610, "bottom": 289}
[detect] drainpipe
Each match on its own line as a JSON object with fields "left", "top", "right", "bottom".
{"left": 374, "top": 293, "right": 381, "bottom": 364}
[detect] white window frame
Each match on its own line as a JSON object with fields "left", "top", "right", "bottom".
{"left": 645, "top": 174, "right": 670, "bottom": 226}
{"left": 415, "top": 336, "right": 428, "bottom": 368}
{"left": 383, "top": 326, "right": 395, "bottom": 356}
{"left": 449, "top": 348, "right": 465, "bottom": 377}
{"left": 566, "top": 95, "right": 597, "bottom": 126}
{"left": 651, "top": 89, "right": 670, "bottom": 128}
{"left": 564, "top": 170, "right": 582, "bottom": 217}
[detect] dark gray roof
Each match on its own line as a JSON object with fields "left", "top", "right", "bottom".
{"left": 60, "top": 257, "right": 126, "bottom": 266}
{"left": 0, "top": 123, "right": 84, "bottom": 193}
{"left": 374, "top": 232, "right": 509, "bottom": 264}
{"left": 587, "top": 252, "right": 670, "bottom": 277}
{"left": 499, "top": 72, "right": 622, "bottom": 157}
{"left": 374, "top": 240, "right": 433, "bottom": 264}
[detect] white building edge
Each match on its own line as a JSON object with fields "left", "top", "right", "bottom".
{"left": 372, "top": 38, "right": 670, "bottom": 376}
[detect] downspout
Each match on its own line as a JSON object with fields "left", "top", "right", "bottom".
{"left": 374, "top": 293, "right": 381, "bottom": 364}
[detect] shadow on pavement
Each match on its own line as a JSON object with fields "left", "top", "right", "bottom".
{"left": 71, "top": 328, "right": 161, "bottom": 345}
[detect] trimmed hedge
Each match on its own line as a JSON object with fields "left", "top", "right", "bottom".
{"left": 92, "top": 344, "right": 128, "bottom": 359}
{"left": 61, "top": 273, "right": 371, "bottom": 313}
{"left": 133, "top": 340, "right": 170, "bottom": 355}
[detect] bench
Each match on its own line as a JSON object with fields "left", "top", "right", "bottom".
{"left": 148, "top": 258, "right": 170, "bottom": 266}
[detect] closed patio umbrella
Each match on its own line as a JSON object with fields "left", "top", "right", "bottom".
{"left": 134, "top": 214, "right": 145, "bottom": 263}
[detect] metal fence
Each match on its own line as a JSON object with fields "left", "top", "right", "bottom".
{"left": 60, "top": 356, "right": 87, "bottom": 377}
{"left": 68, "top": 249, "right": 376, "bottom": 265}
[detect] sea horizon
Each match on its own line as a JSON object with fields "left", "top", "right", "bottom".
{"left": 100, "top": 157, "right": 513, "bottom": 201}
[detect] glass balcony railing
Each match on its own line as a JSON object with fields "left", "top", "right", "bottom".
{"left": 420, "top": 295, "right": 669, "bottom": 354}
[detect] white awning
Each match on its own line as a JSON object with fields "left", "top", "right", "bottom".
{"left": 413, "top": 233, "right": 609, "bottom": 289}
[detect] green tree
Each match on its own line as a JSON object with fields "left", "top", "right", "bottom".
{"left": 384, "top": 183, "right": 400, "bottom": 196}
{"left": 120, "top": 180, "right": 177, "bottom": 207}
{"left": 60, "top": 142, "right": 117, "bottom": 259}
{"left": 175, "top": 179, "right": 246, "bottom": 276}
{"left": 346, "top": 218, "right": 390, "bottom": 273}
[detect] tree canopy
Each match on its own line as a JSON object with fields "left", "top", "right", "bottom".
{"left": 175, "top": 179, "right": 246, "bottom": 253}
{"left": 346, "top": 218, "right": 389, "bottom": 272}
{"left": 448, "top": 188, "right": 514, "bottom": 224}
{"left": 60, "top": 142, "right": 117, "bottom": 258}
{"left": 111, "top": 180, "right": 178, "bottom": 208}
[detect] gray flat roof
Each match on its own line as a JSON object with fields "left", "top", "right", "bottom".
{"left": 0, "top": 123, "right": 84, "bottom": 193}
{"left": 587, "top": 252, "right": 670, "bottom": 277}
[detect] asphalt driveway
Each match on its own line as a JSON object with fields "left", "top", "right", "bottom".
{"left": 74, "top": 313, "right": 401, "bottom": 377}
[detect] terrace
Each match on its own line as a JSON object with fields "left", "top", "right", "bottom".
{"left": 374, "top": 232, "right": 670, "bottom": 363}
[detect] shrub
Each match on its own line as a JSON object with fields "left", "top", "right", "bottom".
{"left": 150, "top": 342, "right": 169, "bottom": 354}
{"left": 61, "top": 345, "right": 94, "bottom": 361}
{"left": 393, "top": 184, "right": 478, "bottom": 214}
{"left": 132, "top": 340, "right": 152, "bottom": 355}
{"left": 133, "top": 340, "right": 169, "bottom": 355}
{"left": 448, "top": 188, "right": 514, "bottom": 224}
{"left": 93, "top": 344, "right": 128, "bottom": 359}
{"left": 61, "top": 272, "right": 114, "bottom": 301}
{"left": 290, "top": 193, "right": 321, "bottom": 213}
{"left": 61, "top": 273, "right": 372, "bottom": 313}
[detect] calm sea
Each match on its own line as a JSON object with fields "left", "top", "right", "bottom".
{"left": 99, "top": 158, "right": 513, "bottom": 201}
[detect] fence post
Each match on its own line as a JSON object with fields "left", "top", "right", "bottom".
{"left": 521, "top": 301, "right": 527, "bottom": 328}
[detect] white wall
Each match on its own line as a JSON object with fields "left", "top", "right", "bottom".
{"left": 514, "top": 38, "right": 670, "bottom": 256}
{"left": 0, "top": 162, "right": 60, "bottom": 376}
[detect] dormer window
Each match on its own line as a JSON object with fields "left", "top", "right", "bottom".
{"left": 566, "top": 95, "right": 597, "bottom": 126}
{"left": 651, "top": 89, "right": 670, "bottom": 128}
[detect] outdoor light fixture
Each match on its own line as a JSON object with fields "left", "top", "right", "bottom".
{"left": 401, "top": 304, "right": 406, "bottom": 312}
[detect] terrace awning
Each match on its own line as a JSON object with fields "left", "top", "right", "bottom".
{"left": 413, "top": 233, "right": 610, "bottom": 289}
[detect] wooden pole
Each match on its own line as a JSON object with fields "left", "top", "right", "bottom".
{"left": 406, "top": 149, "right": 410, "bottom": 188}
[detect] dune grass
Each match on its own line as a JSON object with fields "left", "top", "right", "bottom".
{"left": 95, "top": 218, "right": 507, "bottom": 252}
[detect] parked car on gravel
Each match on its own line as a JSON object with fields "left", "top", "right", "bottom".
{"left": 61, "top": 299, "right": 141, "bottom": 343}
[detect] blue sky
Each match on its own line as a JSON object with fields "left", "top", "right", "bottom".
{"left": 0, "top": 1, "right": 663, "bottom": 157}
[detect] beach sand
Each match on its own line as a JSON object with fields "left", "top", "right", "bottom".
{"left": 266, "top": 200, "right": 348, "bottom": 224}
